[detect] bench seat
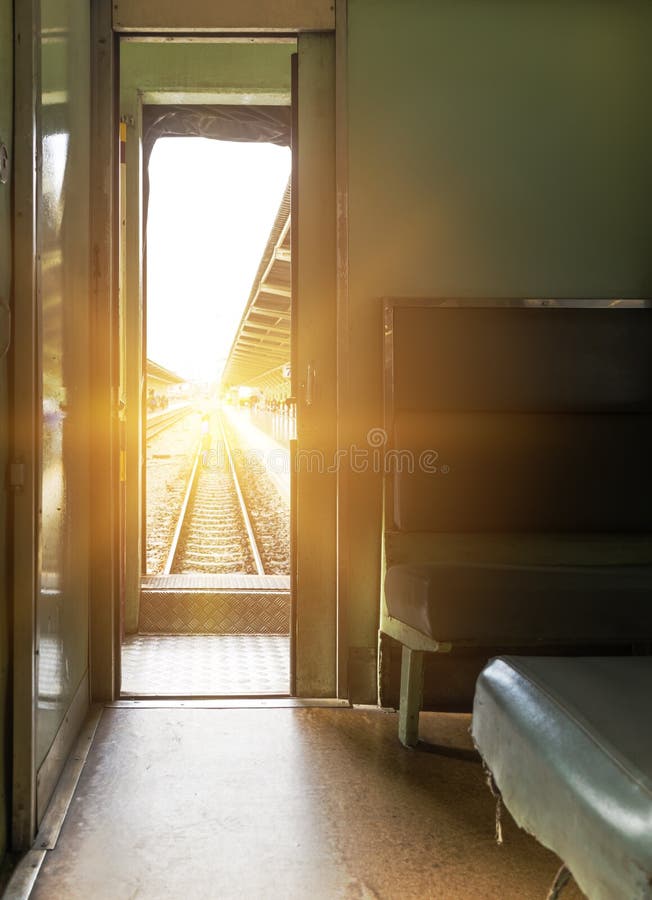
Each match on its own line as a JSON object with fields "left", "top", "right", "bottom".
{"left": 385, "top": 563, "right": 652, "bottom": 644}
{"left": 472, "top": 656, "right": 652, "bottom": 900}
{"left": 380, "top": 300, "right": 652, "bottom": 742}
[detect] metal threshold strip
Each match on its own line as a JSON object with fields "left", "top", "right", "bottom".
{"left": 141, "top": 573, "right": 290, "bottom": 590}
{"left": 111, "top": 697, "right": 350, "bottom": 709}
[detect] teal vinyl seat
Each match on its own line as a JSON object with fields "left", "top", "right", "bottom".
{"left": 472, "top": 656, "right": 652, "bottom": 900}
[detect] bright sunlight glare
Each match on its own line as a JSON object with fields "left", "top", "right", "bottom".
{"left": 146, "top": 137, "right": 291, "bottom": 384}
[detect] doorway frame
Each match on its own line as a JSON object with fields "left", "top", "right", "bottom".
{"left": 88, "top": 1, "right": 349, "bottom": 701}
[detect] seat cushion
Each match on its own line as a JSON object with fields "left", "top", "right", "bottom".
{"left": 384, "top": 562, "right": 652, "bottom": 644}
{"left": 472, "top": 656, "right": 652, "bottom": 900}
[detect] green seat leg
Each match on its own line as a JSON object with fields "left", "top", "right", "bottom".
{"left": 398, "top": 646, "right": 424, "bottom": 747}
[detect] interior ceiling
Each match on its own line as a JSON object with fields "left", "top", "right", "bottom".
{"left": 221, "top": 181, "right": 291, "bottom": 393}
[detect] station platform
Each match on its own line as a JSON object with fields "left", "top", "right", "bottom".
{"left": 221, "top": 404, "right": 291, "bottom": 505}
{"left": 249, "top": 407, "right": 295, "bottom": 447}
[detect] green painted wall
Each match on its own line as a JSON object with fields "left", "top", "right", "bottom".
{"left": 344, "top": 0, "right": 652, "bottom": 686}
{"left": 0, "top": 0, "right": 12, "bottom": 864}
{"left": 120, "top": 40, "right": 294, "bottom": 98}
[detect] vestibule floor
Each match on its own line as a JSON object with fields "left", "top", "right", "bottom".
{"left": 31, "top": 707, "right": 585, "bottom": 899}
{"left": 121, "top": 634, "right": 290, "bottom": 696}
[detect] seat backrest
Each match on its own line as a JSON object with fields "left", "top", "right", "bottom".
{"left": 384, "top": 302, "right": 652, "bottom": 533}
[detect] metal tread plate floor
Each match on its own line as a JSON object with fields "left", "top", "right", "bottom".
{"left": 121, "top": 634, "right": 290, "bottom": 696}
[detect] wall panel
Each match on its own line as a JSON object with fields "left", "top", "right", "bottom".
{"left": 36, "top": 0, "right": 91, "bottom": 802}
{"left": 344, "top": 0, "right": 652, "bottom": 700}
{"left": 113, "top": 0, "right": 334, "bottom": 33}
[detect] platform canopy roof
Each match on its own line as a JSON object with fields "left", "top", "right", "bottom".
{"left": 146, "top": 358, "right": 187, "bottom": 386}
{"left": 221, "top": 182, "right": 291, "bottom": 394}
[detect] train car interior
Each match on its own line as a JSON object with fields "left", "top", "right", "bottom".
{"left": 1, "top": 2, "right": 651, "bottom": 898}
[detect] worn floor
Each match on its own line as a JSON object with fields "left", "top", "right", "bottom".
{"left": 31, "top": 707, "right": 585, "bottom": 900}
{"left": 121, "top": 634, "right": 290, "bottom": 695}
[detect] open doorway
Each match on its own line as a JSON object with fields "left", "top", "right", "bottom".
{"left": 120, "top": 113, "right": 294, "bottom": 697}
{"left": 115, "top": 35, "right": 337, "bottom": 702}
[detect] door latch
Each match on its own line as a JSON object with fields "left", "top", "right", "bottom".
{"left": 0, "top": 300, "right": 9, "bottom": 359}
{"left": 0, "top": 141, "right": 8, "bottom": 184}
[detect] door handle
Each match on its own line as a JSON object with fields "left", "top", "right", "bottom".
{"left": 305, "top": 362, "right": 316, "bottom": 407}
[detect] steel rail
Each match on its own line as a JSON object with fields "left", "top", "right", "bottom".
{"left": 163, "top": 442, "right": 201, "bottom": 576}
{"left": 216, "top": 411, "right": 266, "bottom": 577}
{"left": 162, "top": 413, "right": 266, "bottom": 576}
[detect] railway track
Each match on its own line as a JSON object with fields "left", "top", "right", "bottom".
{"left": 163, "top": 412, "right": 265, "bottom": 576}
{"left": 146, "top": 404, "right": 194, "bottom": 440}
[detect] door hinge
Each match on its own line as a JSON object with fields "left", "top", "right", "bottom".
{"left": 8, "top": 461, "right": 25, "bottom": 490}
